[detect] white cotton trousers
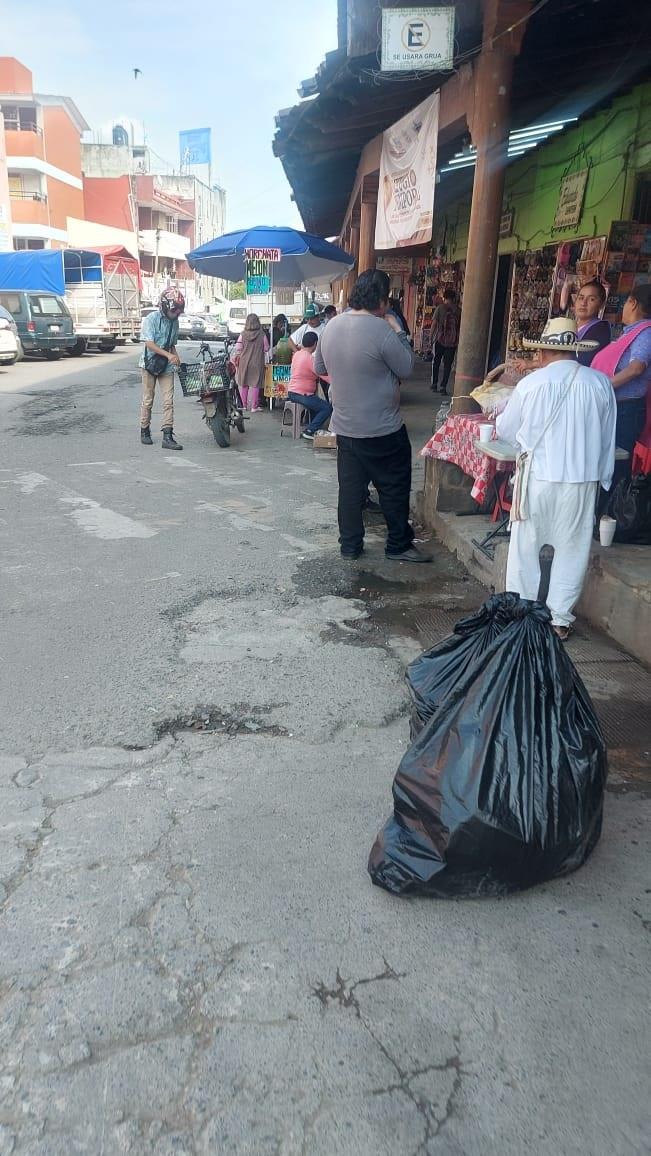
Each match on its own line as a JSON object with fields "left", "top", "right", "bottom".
{"left": 506, "top": 477, "right": 598, "bottom": 627}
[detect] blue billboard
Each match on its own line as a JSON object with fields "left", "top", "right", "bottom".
{"left": 179, "top": 128, "right": 211, "bottom": 167}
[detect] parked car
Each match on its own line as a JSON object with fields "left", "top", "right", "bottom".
{"left": 0, "top": 304, "right": 19, "bottom": 365}
{"left": 202, "top": 315, "right": 228, "bottom": 341}
{"left": 0, "top": 291, "right": 76, "bottom": 360}
{"left": 227, "top": 302, "right": 248, "bottom": 339}
{"left": 178, "top": 314, "right": 206, "bottom": 340}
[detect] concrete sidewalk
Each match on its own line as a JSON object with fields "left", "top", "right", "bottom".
{"left": 401, "top": 358, "right": 651, "bottom": 667}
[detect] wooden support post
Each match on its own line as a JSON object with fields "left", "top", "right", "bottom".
{"left": 452, "top": 0, "right": 531, "bottom": 413}
{"left": 358, "top": 195, "right": 377, "bottom": 274}
{"left": 344, "top": 225, "right": 359, "bottom": 302}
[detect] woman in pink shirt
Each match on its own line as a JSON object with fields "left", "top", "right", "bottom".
{"left": 287, "top": 331, "right": 332, "bottom": 441}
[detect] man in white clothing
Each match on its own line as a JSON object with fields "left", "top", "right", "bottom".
{"left": 496, "top": 317, "right": 616, "bottom": 637}
{"left": 289, "top": 303, "right": 325, "bottom": 352}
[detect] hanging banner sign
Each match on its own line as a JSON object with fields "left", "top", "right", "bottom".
{"left": 381, "top": 7, "right": 455, "bottom": 72}
{"left": 376, "top": 256, "right": 413, "bottom": 273}
{"left": 554, "top": 170, "right": 588, "bottom": 230}
{"left": 244, "top": 247, "right": 282, "bottom": 263}
{"left": 499, "top": 210, "right": 515, "bottom": 238}
{"left": 246, "top": 258, "right": 271, "bottom": 295}
{"left": 375, "top": 92, "right": 439, "bottom": 250}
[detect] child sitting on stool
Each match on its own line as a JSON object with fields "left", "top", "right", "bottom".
{"left": 287, "top": 331, "right": 332, "bottom": 441}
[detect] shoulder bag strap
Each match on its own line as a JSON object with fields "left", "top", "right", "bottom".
{"left": 529, "top": 362, "right": 581, "bottom": 455}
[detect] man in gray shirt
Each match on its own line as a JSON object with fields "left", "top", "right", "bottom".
{"left": 314, "top": 269, "right": 431, "bottom": 562}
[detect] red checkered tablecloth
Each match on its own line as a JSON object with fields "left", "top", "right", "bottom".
{"left": 421, "top": 414, "right": 506, "bottom": 505}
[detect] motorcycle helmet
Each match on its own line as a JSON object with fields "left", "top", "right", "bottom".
{"left": 160, "top": 287, "right": 185, "bottom": 318}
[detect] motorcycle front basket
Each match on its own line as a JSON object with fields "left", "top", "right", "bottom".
{"left": 177, "top": 363, "right": 204, "bottom": 396}
{"left": 203, "top": 356, "right": 232, "bottom": 392}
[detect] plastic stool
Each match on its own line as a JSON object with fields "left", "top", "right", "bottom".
{"left": 281, "top": 399, "right": 309, "bottom": 438}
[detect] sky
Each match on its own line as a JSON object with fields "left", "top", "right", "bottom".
{"left": 2, "top": 0, "right": 339, "bottom": 231}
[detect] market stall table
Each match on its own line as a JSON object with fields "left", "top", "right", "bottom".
{"left": 421, "top": 413, "right": 509, "bottom": 506}
{"left": 470, "top": 438, "right": 518, "bottom": 559}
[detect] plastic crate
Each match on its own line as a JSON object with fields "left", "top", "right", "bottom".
{"left": 178, "top": 357, "right": 231, "bottom": 397}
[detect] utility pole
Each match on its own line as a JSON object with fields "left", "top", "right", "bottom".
{"left": 154, "top": 227, "right": 160, "bottom": 282}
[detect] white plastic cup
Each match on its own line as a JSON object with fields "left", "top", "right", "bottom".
{"left": 599, "top": 516, "right": 616, "bottom": 547}
{"left": 479, "top": 423, "right": 494, "bottom": 444}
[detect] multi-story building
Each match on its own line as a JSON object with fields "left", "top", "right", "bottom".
{"left": 82, "top": 119, "right": 226, "bottom": 307}
{"left": 0, "top": 57, "right": 88, "bottom": 249}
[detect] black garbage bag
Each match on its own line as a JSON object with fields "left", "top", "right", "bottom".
{"left": 407, "top": 592, "right": 521, "bottom": 740}
{"left": 369, "top": 594, "right": 607, "bottom": 897}
{"left": 606, "top": 473, "right": 651, "bottom": 543}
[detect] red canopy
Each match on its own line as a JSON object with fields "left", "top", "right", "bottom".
{"left": 89, "top": 246, "right": 141, "bottom": 289}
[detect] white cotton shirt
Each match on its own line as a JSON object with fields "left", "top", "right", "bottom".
{"left": 495, "top": 359, "right": 617, "bottom": 490}
{"left": 291, "top": 321, "right": 325, "bottom": 348}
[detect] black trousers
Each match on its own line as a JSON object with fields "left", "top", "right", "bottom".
{"left": 336, "top": 425, "right": 414, "bottom": 555}
{"left": 432, "top": 342, "right": 456, "bottom": 392}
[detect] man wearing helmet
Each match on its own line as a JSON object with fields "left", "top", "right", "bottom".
{"left": 139, "top": 288, "right": 184, "bottom": 450}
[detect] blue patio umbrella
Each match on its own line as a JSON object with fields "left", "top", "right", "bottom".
{"left": 186, "top": 225, "right": 354, "bottom": 287}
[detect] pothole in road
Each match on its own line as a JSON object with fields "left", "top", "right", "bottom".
{"left": 152, "top": 705, "right": 290, "bottom": 740}
{"left": 178, "top": 594, "right": 368, "bottom": 664}
{"left": 161, "top": 584, "right": 252, "bottom": 622}
{"left": 9, "top": 391, "right": 110, "bottom": 436}
{"left": 291, "top": 552, "right": 480, "bottom": 604}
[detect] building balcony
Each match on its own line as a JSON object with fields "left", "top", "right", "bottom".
{"left": 10, "top": 196, "right": 49, "bottom": 227}
{"left": 138, "top": 228, "right": 189, "bottom": 263}
{"left": 135, "top": 175, "right": 194, "bottom": 220}
{"left": 4, "top": 127, "right": 44, "bottom": 160}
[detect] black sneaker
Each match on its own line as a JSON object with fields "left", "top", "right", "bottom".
{"left": 385, "top": 546, "right": 432, "bottom": 563}
{"left": 341, "top": 547, "right": 364, "bottom": 559}
{"left": 301, "top": 430, "right": 315, "bottom": 441}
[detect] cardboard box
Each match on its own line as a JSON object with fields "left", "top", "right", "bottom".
{"left": 313, "top": 430, "right": 337, "bottom": 451}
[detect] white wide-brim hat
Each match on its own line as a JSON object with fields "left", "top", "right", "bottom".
{"left": 523, "top": 316, "right": 599, "bottom": 353}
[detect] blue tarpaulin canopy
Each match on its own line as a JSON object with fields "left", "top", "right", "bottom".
{"left": 186, "top": 226, "right": 354, "bottom": 286}
{"left": 0, "top": 249, "right": 65, "bottom": 294}
{"left": 63, "top": 249, "right": 103, "bottom": 284}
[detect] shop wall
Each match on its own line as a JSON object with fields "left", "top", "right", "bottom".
{"left": 45, "top": 177, "right": 83, "bottom": 233}
{"left": 42, "top": 107, "right": 82, "bottom": 180}
{"left": 433, "top": 81, "right": 651, "bottom": 262}
{"left": 83, "top": 175, "right": 135, "bottom": 232}
{"left": 431, "top": 200, "right": 471, "bottom": 263}
{"left": 0, "top": 58, "right": 33, "bottom": 95}
{"left": 66, "top": 217, "right": 139, "bottom": 259}
{"left": 503, "top": 83, "right": 651, "bottom": 252}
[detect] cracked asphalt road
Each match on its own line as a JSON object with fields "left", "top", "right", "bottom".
{"left": 0, "top": 351, "right": 649, "bottom": 1155}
